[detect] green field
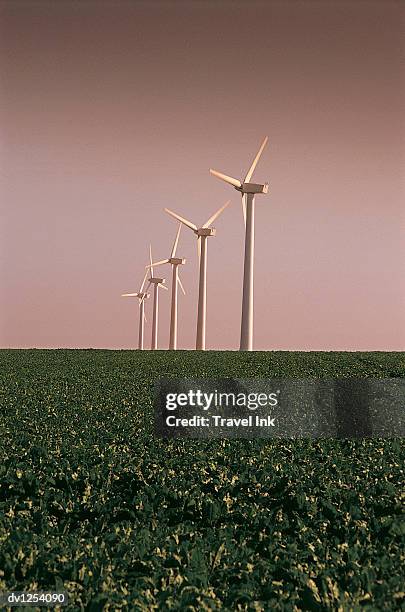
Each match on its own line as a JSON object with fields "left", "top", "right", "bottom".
{"left": 0, "top": 350, "right": 404, "bottom": 610}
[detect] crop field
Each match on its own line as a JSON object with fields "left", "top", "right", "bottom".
{"left": 0, "top": 349, "right": 404, "bottom": 610}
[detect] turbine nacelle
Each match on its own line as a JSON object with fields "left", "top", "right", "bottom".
{"left": 121, "top": 292, "right": 150, "bottom": 298}
{"left": 196, "top": 227, "right": 216, "bottom": 237}
{"left": 149, "top": 277, "right": 165, "bottom": 284}
{"left": 237, "top": 182, "right": 269, "bottom": 195}
{"left": 169, "top": 257, "right": 186, "bottom": 265}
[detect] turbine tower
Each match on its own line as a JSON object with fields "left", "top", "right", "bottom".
{"left": 146, "top": 223, "right": 186, "bottom": 350}
{"left": 210, "top": 137, "right": 269, "bottom": 351}
{"left": 121, "top": 271, "right": 150, "bottom": 350}
{"left": 141, "top": 245, "right": 168, "bottom": 350}
{"left": 165, "top": 201, "right": 230, "bottom": 350}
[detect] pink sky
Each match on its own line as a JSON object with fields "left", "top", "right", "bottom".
{"left": 1, "top": 0, "right": 404, "bottom": 350}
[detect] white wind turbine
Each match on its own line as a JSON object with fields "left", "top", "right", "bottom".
{"left": 146, "top": 223, "right": 186, "bottom": 350}
{"left": 210, "top": 137, "right": 269, "bottom": 351}
{"left": 121, "top": 270, "right": 150, "bottom": 350}
{"left": 165, "top": 201, "right": 230, "bottom": 350}
{"left": 141, "top": 245, "right": 168, "bottom": 350}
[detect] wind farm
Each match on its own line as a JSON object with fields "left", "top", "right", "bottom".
{"left": 116, "top": 135, "right": 266, "bottom": 351}
{"left": 121, "top": 136, "right": 270, "bottom": 350}
{"left": 121, "top": 138, "right": 268, "bottom": 352}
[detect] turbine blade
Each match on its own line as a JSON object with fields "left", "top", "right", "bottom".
{"left": 146, "top": 259, "right": 169, "bottom": 269}
{"left": 197, "top": 236, "right": 201, "bottom": 264}
{"left": 241, "top": 194, "right": 246, "bottom": 228}
{"left": 121, "top": 292, "right": 139, "bottom": 297}
{"left": 159, "top": 283, "right": 168, "bottom": 291}
{"left": 210, "top": 168, "right": 241, "bottom": 188}
{"left": 171, "top": 223, "right": 182, "bottom": 258}
{"left": 139, "top": 270, "right": 148, "bottom": 293}
{"left": 164, "top": 208, "right": 197, "bottom": 231}
{"left": 202, "top": 200, "right": 231, "bottom": 228}
{"left": 149, "top": 245, "right": 154, "bottom": 277}
{"left": 243, "top": 136, "right": 268, "bottom": 183}
{"left": 138, "top": 299, "right": 148, "bottom": 321}
{"left": 140, "top": 282, "right": 151, "bottom": 304}
{"left": 177, "top": 275, "right": 186, "bottom": 295}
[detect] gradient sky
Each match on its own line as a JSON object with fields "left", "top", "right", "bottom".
{"left": 1, "top": 0, "right": 404, "bottom": 350}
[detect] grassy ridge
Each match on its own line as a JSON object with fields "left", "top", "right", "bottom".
{"left": 0, "top": 350, "right": 404, "bottom": 610}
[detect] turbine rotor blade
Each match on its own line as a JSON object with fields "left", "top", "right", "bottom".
{"left": 146, "top": 259, "right": 169, "bottom": 269}
{"left": 164, "top": 208, "right": 197, "bottom": 231}
{"left": 140, "top": 282, "right": 151, "bottom": 304}
{"left": 241, "top": 194, "right": 246, "bottom": 228}
{"left": 171, "top": 223, "right": 182, "bottom": 258}
{"left": 243, "top": 136, "right": 268, "bottom": 183}
{"left": 177, "top": 275, "right": 186, "bottom": 295}
{"left": 209, "top": 168, "right": 241, "bottom": 188}
{"left": 159, "top": 283, "right": 168, "bottom": 291}
{"left": 202, "top": 200, "right": 231, "bottom": 228}
{"left": 121, "top": 293, "right": 139, "bottom": 297}
{"left": 149, "top": 245, "right": 154, "bottom": 277}
{"left": 138, "top": 298, "right": 148, "bottom": 322}
{"left": 139, "top": 270, "right": 148, "bottom": 293}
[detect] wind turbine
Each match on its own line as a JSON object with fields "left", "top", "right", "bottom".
{"left": 165, "top": 201, "right": 230, "bottom": 350}
{"left": 146, "top": 223, "right": 186, "bottom": 350}
{"left": 210, "top": 137, "right": 269, "bottom": 351}
{"left": 121, "top": 271, "right": 150, "bottom": 350}
{"left": 141, "top": 245, "right": 168, "bottom": 350}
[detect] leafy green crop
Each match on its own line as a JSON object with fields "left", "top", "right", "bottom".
{"left": 0, "top": 350, "right": 404, "bottom": 610}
